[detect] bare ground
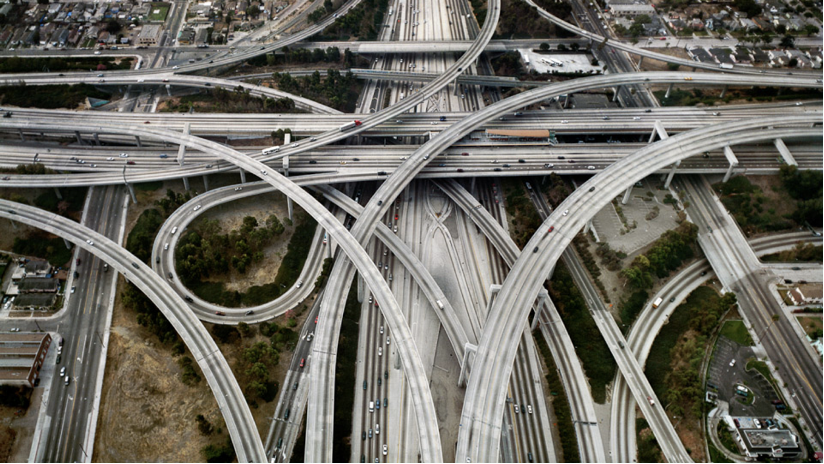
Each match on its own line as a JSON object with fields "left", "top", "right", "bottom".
{"left": 93, "top": 182, "right": 308, "bottom": 461}
{"left": 797, "top": 316, "right": 822, "bottom": 337}
{"left": 742, "top": 175, "right": 797, "bottom": 220}
{"left": 195, "top": 191, "right": 297, "bottom": 293}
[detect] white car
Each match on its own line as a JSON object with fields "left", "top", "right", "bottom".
{"left": 562, "top": 210, "right": 569, "bottom": 216}
{"left": 378, "top": 347, "right": 382, "bottom": 356}
{"left": 60, "top": 367, "right": 67, "bottom": 377}
{"left": 729, "top": 359, "right": 736, "bottom": 367}
{"left": 172, "top": 65, "right": 180, "bottom": 70}
{"left": 514, "top": 404, "right": 520, "bottom": 414}
{"left": 86, "top": 240, "right": 94, "bottom": 246}
{"left": 193, "top": 205, "right": 202, "bottom": 211}
{"left": 382, "top": 445, "right": 387, "bottom": 456}
{"left": 119, "top": 153, "right": 128, "bottom": 158}
{"left": 296, "top": 280, "right": 303, "bottom": 288}
{"left": 71, "top": 286, "right": 76, "bottom": 293}
{"left": 380, "top": 326, "right": 384, "bottom": 334}
{"left": 527, "top": 405, "right": 533, "bottom": 414}
{"left": 107, "top": 157, "right": 114, "bottom": 161}
{"left": 234, "top": 187, "right": 243, "bottom": 191}
{"left": 164, "top": 243, "right": 169, "bottom": 250}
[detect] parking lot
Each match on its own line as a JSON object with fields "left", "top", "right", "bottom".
{"left": 708, "top": 336, "right": 779, "bottom": 417}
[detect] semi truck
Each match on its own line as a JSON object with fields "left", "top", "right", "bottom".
{"left": 339, "top": 120, "right": 363, "bottom": 131}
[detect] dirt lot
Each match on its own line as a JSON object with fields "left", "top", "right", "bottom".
{"left": 93, "top": 182, "right": 307, "bottom": 461}
{"left": 636, "top": 47, "right": 693, "bottom": 72}
{"left": 742, "top": 175, "right": 797, "bottom": 220}
{"left": 195, "top": 191, "right": 297, "bottom": 293}
{"left": 797, "top": 316, "right": 822, "bottom": 337}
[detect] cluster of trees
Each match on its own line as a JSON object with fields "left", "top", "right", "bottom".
{"left": 665, "top": 291, "right": 737, "bottom": 419}
{"left": 165, "top": 87, "right": 296, "bottom": 114}
{"left": 502, "top": 181, "right": 542, "bottom": 248}
{"left": 762, "top": 242, "right": 822, "bottom": 263}
{"left": 533, "top": 330, "right": 579, "bottom": 461}
{"left": 572, "top": 235, "right": 610, "bottom": 301}
{"left": 319, "top": 0, "right": 388, "bottom": 40}
{"left": 13, "top": 234, "right": 72, "bottom": 267}
{"left": 264, "top": 46, "right": 344, "bottom": 66}
{"left": 201, "top": 439, "right": 235, "bottom": 463}
{"left": 595, "top": 242, "right": 627, "bottom": 272}
{"left": 272, "top": 69, "right": 359, "bottom": 111}
{"left": 779, "top": 165, "right": 822, "bottom": 227}
{"left": 620, "top": 222, "right": 698, "bottom": 289}
{"left": 550, "top": 263, "right": 616, "bottom": 403}
{"left": 0, "top": 385, "right": 30, "bottom": 408}
{"left": 14, "top": 163, "right": 50, "bottom": 175}
{"left": 0, "top": 83, "right": 111, "bottom": 109}
{"left": 491, "top": 52, "right": 525, "bottom": 78}
{"left": 176, "top": 214, "right": 286, "bottom": 285}
{"left": 178, "top": 356, "right": 201, "bottom": 386}
{"left": 0, "top": 57, "right": 132, "bottom": 73}
{"left": 715, "top": 175, "right": 793, "bottom": 235}
{"left": 239, "top": 340, "right": 280, "bottom": 403}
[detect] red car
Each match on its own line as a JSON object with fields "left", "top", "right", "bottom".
{"left": 126, "top": 161, "right": 136, "bottom": 165}
{"left": 394, "top": 215, "right": 398, "bottom": 220}
{"left": 548, "top": 226, "right": 555, "bottom": 233}
{"left": 300, "top": 358, "right": 305, "bottom": 368}
{"left": 315, "top": 316, "right": 318, "bottom": 324}
{"left": 461, "top": 152, "right": 469, "bottom": 156}
{"left": 215, "top": 311, "right": 225, "bottom": 316}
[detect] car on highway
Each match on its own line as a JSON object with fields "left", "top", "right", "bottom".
{"left": 300, "top": 358, "right": 305, "bottom": 368}
{"left": 215, "top": 311, "right": 226, "bottom": 316}
{"left": 119, "top": 153, "right": 128, "bottom": 158}
{"left": 159, "top": 154, "right": 168, "bottom": 159}
{"left": 514, "top": 404, "right": 519, "bottom": 414}
{"left": 2, "top": 177, "right": 9, "bottom": 181}
{"left": 193, "top": 205, "right": 202, "bottom": 211}
{"left": 60, "top": 367, "right": 66, "bottom": 377}
{"left": 378, "top": 347, "right": 382, "bottom": 356}
{"left": 562, "top": 210, "right": 569, "bottom": 216}
{"left": 527, "top": 405, "right": 533, "bottom": 414}
{"left": 234, "top": 187, "right": 242, "bottom": 191}
{"left": 65, "top": 376, "right": 70, "bottom": 386}
{"left": 548, "top": 226, "right": 554, "bottom": 233}
{"left": 383, "top": 445, "right": 387, "bottom": 456}
{"left": 167, "top": 272, "right": 173, "bottom": 279}
{"left": 106, "top": 157, "right": 114, "bottom": 161}
{"left": 71, "top": 286, "right": 76, "bottom": 293}
{"left": 86, "top": 240, "right": 94, "bottom": 246}
{"left": 126, "top": 161, "right": 135, "bottom": 165}
{"left": 184, "top": 296, "right": 194, "bottom": 303}
{"left": 9, "top": 327, "right": 20, "bottom": 332}
{"left": 647, "top": 396, "right": 654, "bottom": 406}
{"left": 296, "top": 280, "right": 302, "bottom": 288}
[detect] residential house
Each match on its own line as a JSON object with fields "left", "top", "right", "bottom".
{"left": 688, "top": 47, "right": 715, "bottom": 63}
{"left": 738, "top": 17, "right": 757, "bottom": 31}
{"left": 97, "top": 30, "right": 109, "bottom": 43}
{"left": 787, "top": 49, "right": 812, "bottom": 67}
{"left": 768, "top": 49, "right": 788, "bottom": 66}
{"left": 709, "top": 47, "right": 735, "bottom": 64}
{"left": 733, "top": 46, "right": 753, "bottom": 64}
{"left": 177, "top": 27, "right": 196, "bottom": 44}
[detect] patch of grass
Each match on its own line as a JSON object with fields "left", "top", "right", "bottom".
{"left": 533, "top": 330, "right": 579, "bottom": 462}
{"left": 797, "top": 316, "right": 822, "bottom": 339}
{"left": 788, "top": 416, "right": 814, "bottom": 456}
{"left": 0, "top": 57, "right": 133, "bottom": 73}
{"left": 332, "top": 278, "right": 361, "bottom": 461}
{"left": 147, "top": 3, "right": 170, "bottom": 21}
{"left": 716, "top": 422, "right": 738, "bottom": 454}
{"left": 745, "top": 359, "right": 774, "bottom": 385}
{"left": 636, "top": 418, "right": 663, "bottom": 462}
{"left": 719, "top": 320, "right": 753, "bottom": 346}
{"left": 125, "top": 208, "right": 165, "bottom": 264}
{"left": 34, "top": 187, "right": 87, "bottom": 217}
{"left": 707, "top": 441, "right": 732, "bottom": 463}
{"left": 162, "top": 87, "right": 299, "bottom": 114}
{"left": 549, "top": 262, "right": 616, "bottom": 403}
{"left": 760, "top": 242, "right": 822, "bottom": 263}
{"left": 713, "top": 176, "right": 794, "bottom": 236}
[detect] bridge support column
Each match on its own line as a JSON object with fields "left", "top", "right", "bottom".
{"left": 135, "top": 135, "right": 142, "bottom": 147}
{"left": 621, "top": 185, "right": 633, "bottom": 205}
{"left": 722, "top": 146, "right": 739, "bottom": 183}
{"left": 8, "top": 217, "right": 16, "bottom": 230}
{"left": 612, "top": 86, "right": 621, "bottom": 102}
{"left": 63, "top": 237, "right": 72, "bottom": 249}
{"left": 239, "top": 169, "right": 247, "bottom": 184}
{"left": 530, "top": 290, "right": 549, "bottom": 331}
{"left": 287, "top": 198, "right": 293, "bottom": 222}
{"left": 177, "top": 123, "right": 190, "bottom": 166}
{"left": 584, "top": 218, "right": 593, "bottom": 234}
{"left": 93, "top": 133, "right": 101, "bottom": 146}
{"left": 75, "top": 131, "right": 83, "bottom": 145}
{"left": 126, "top": 182, "right": 137, "bottom": 204}
{"left": 458, "top": 343, "right": 478, "bottom": 388}
{"left": 202, "top": 175, "right": 209, "bottom": 191}
{"left": 470, "top": 177, "right": 476, "bottom": 193}
{"left": 774, "top": 138, "right": 797, "bottom": 166}
{"left": 182, "top": 177, "right": 191, "bottom": 191}
{"left": 18, "top": 129, "right": 25, "bottom": 141}
{"left": 563, "top": 94, "right": 570, "bottom": 108}
{"left": 53, "top": 188, "right": 63, "bottom": 200}
{"left": 638, "top": 56, "right": 644, "bottom": 67}
{"left": 719, "top": 85, "right": 728, "bottom": 99}
{"left": 665, "top": 83, "right": 673, "bottom": 99}
{"left": 165, "top": 84, "right": 172, "bottom": 96}
{"left": 663, "top": 160, "right": 680, "bottom": 189}
{"left": 357, "top": 274, "right": 364, "bottom": 303}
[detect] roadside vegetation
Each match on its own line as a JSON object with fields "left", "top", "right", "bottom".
{"left": 12, "top": 235, "right": 72, "bottom": 267}
{"left": 333, "top": 277, "right": 361, "bottom": 461}
{"left": 0, "top": 56, "right": 133, "bottom": 73}
{"left": 271, "top": 69, "right": 361, "bottom": 112}
{"left": 501, "top": 179, "right": 541, "bottom": 248}
{"left": 761, "top": 242, "right": 822, "bottom": 263}
{"left": 533, "top": 330, "right": 579, "bottom": 462}
{"left": 317, "top": 0, "right": 389, "bottom": 40}
{"left": 655, "top": 86, "right": 822, "bottom": 107}
{"left": 636, "top": 418, "right": 663, "bottom": 462}
{"left": 0, "top": 84, "right": 112, "bottom": 109}
{"left": 718, "top": 320, "right": 753, "bottom": 346}
{"left": 549, "top": 262, "right": 616, "bottom": 403}
{"left": 162, "top": 87, "right": 297, "bottom": 114}
{"left": 645, "top": 286, "right": 737, "bottom": 462}
{"left": 179, "top": 210, "right": 317, "bottom": 307}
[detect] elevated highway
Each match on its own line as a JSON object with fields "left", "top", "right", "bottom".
{"left": 0, "top": 200, "right": 266, "bottom": 463}
{"left": 454, "top": 115, "right": 819, "bottom": 463}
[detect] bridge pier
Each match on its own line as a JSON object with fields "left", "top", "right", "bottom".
{"left": 665, "top": 83, "right": 673, "bottom": 99}
{"left": 584, "top": 218, "right": 593, "bottom": 235}
{"left": 287, "top": 198, "right": 293, "bottom": 222}
{"left": 357, "top": 273, "right": 364, "bottom": 303}
{"left": 135, "top": 135, "right": 142, "bottom": 147}
{"left": 8, "top": 217, "right": 16, "bottom": 230}
{"left": 75, "top": 131, "right": 83, "bottom": 145}
{"left": 458, "top": 343, "right": 478, "bottom": 388}
{"left": 165, "top": 84, "right": 172, "bottom": 96}
{"left": 719, "top": 85, "right": 728, "bottom": 99}
{"left": 93, "top": 133, "right": 101, "bottom": 146}
{"left": 63, "top": 237, "right": 72, "bottom": 249}
{"left": 774, "top": 138, "right": 797, "bottom": 166}
{"left": 530, "top": 290, "right": 549, "bottom": 331}
{"left": 177, "top": 123, "right": 190, "bottom": 166}
{"left": 202, "top": 174, "right": 210, "bottom": 191}
{"left": 126, "top": 182, "right": 137, "bottom": 204}
{"left": 722, "top": 146, "right": 739, "bottom": 182}
{"left": 663, "top": 160, "right": 680, "bottom": 189}
{"left": 638, "top": 56, "right": 644, "bottom": 67}
{"left": 469, "top": 177, "right": 476, "bottom": 193}
{"left": 621, "top": 185, "right": 633, "bottom": 205}
{"left": 239, "top": 169, "right": 247, "bottom": 184}
{"left": 182, "top": 177, "right": 191, "bottom": 191}
{"left": 612, "top": 86, "right": 621, "bottom": 102}
{"left": 53, "top": 187, "right": 63, "bottom": 200}
{"left": 18, "top": 129, "right": 25, "bottom": 141}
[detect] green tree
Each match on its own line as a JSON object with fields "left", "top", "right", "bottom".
{"left": 106, "top": 19, "right": 121, "bottom": 34}
{"left": 539, "top": 42, "right": 549, "bottom": 51}
{"left": 779, "top": 34, "right": 795, "bottom": 48}
{"left": 804, "top": 24, "right": 819, "bottom": 36}
{"left": 245, "top": 4, "right": 260, "bottom": 17}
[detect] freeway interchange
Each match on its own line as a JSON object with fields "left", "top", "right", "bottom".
{"left": 0, "top": 0, "right": 821, "bottom": 461}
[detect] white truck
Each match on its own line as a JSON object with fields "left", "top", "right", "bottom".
{"left": 652, "top": 297, "right": 663, "bottom": 308}
{"left": 339, "top": 120, "right": 363, "bottom": 132}
{"left": 436, "top": 300, "right": 444, "bottom": 309}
